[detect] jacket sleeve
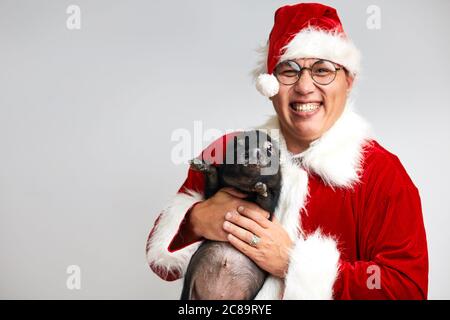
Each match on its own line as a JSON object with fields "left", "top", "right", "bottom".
{"left": 145, "top": 168, "right": 205, "bottom": 281}
{"left": 283, "top": 161, "right": 428, "bottom": 300}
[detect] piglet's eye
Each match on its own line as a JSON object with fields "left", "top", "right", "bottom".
{"left": 263, "top": 141, "right": 272, "bottom": 151}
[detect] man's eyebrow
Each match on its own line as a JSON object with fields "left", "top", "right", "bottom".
{"left": 293, "top": 58, "right": 321, "bottom": 66}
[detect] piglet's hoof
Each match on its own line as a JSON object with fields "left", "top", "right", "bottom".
{"left": 189, "top": 158, "right": 211, "bottom": 173}
{"left": 254, "top": 182, "right": 268, "bottom": 198}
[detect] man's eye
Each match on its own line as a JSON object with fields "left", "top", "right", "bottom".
{"left": 281, "top": 70, "right": 298, "bottom": 77}
{"left": 314, "top": 68, "right": 333, "bottom": 74}
{"left": 263, "top": 141, "right": 272, "bottom": 153}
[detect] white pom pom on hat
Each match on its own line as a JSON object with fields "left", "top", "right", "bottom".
{"left": 254, "top": 3, "right": 361, "bottom": 98}
{"left": 256, "top": 74, "right": 279, "bottom": 98}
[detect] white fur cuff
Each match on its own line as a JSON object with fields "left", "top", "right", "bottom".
{"left": 283, "top": 231, "right": 341, "bottom": 300}
{"left": 146, "top": 190, "right": 204, "bottom": 280}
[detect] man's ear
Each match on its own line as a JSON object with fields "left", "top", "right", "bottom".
{"left": 346, "top": 73, "right": 355, "bottom": 91}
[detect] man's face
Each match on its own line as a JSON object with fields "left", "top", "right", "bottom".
{"left": 271, "top": 58, "right": 354, "bottom": 153}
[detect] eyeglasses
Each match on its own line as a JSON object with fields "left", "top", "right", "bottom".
{"left": 274, "top": 59, "right": 342, "bottom": 86}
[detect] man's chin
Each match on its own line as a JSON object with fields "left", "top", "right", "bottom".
{"left": 291, "top": 125, "right": 322, "bottom": 143}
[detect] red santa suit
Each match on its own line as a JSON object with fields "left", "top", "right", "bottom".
{"left": 145, "top": 105, "right": 428, "bottom": 299}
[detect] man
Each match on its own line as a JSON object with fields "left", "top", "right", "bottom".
{"left": 146, "top": 3, "right": 428, "bottom": 299}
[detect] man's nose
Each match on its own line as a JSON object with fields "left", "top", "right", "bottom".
{"left": 294, "top": 69, "right": 315, "bottom": 94}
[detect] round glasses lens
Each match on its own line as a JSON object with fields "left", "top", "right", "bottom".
{"left": 311, "top": 60, "right": 337, "bottom": 85}
{"left": 275, "top": 61, "right": 300, "bottom": 85}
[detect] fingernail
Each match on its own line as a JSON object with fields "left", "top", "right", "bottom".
{"left": 237, "top": 206, "right": 244, "bottom": 212}
{"left": 223, "top": 221, "right": 230, "bottom": 229}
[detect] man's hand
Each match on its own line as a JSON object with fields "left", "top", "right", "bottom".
{"left": 188, "top": 188, "right": 270, "bottom": 242}
{"left": 223, "top": 206, "right": 294, "bottom": 279}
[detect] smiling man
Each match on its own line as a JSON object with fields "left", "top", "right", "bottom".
{"left": 146, "top": 3, "right": 428, "bottom": 299}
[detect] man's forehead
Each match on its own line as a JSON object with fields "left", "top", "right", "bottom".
{"left": 278, "top": 58, "right": 344, "bottom": 70}
{"left": 287, "top": 57, "right": 326, "bottom": 66}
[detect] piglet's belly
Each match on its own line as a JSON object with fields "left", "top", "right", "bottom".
{"left": 186, "top": 241, "right": 267, "bottom": 300}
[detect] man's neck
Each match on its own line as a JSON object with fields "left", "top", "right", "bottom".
{"left": 281, "top": 129, "right": 312, "bottom": 156}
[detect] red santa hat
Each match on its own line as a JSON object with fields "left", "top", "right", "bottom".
{"left": 255, "top": 3, "right": 361, "bottom": 97}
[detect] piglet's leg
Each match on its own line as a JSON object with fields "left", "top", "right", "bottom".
{"left": 254, "top": 182, "right": 278, "bottom": 215}
{"left": 204, "top": 166, "right": 219, "bottom": 198}
{"left": 189, "top": 158, "right": 219, "bottom": 198}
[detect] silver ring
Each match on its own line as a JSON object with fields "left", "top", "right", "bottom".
{"left": 249, "top": 234, "right": 261, "bottom": 247}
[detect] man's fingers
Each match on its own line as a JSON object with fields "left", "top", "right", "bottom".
{"left": 225, "top": 211, "right": 265, "bottom": 236}
{"left": 218, "top": 188, "right": 270, "bottom": 219}
{"left": 223, "top": 221, "right": 257, "bottom": 248}
{"left": 233, "top": 199, "right": 271, "bottom": 218}
{"left": 236, "top": 206, "right": 271, "bottom": 228}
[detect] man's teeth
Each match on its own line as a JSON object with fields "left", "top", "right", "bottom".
{"left": 292, "top": 103, "right": 321, "bottom": 112}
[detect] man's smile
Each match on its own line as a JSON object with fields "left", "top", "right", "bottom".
{"left": 288, "top": 101, "right": 323, "bottom": 118}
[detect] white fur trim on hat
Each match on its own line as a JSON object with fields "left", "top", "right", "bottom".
{"left": 281, "top": 27, "right": 361, "bottom": 76}
{"left": 256, "top": 73, "right": 279, "bottom": 98}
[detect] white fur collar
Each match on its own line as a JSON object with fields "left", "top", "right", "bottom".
{"left": 257, "top": 102, "right": 373, "bottom": 188}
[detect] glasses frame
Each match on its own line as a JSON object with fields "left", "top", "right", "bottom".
{"left": 274, "top": 59, "right": 343, "bottom": 86}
